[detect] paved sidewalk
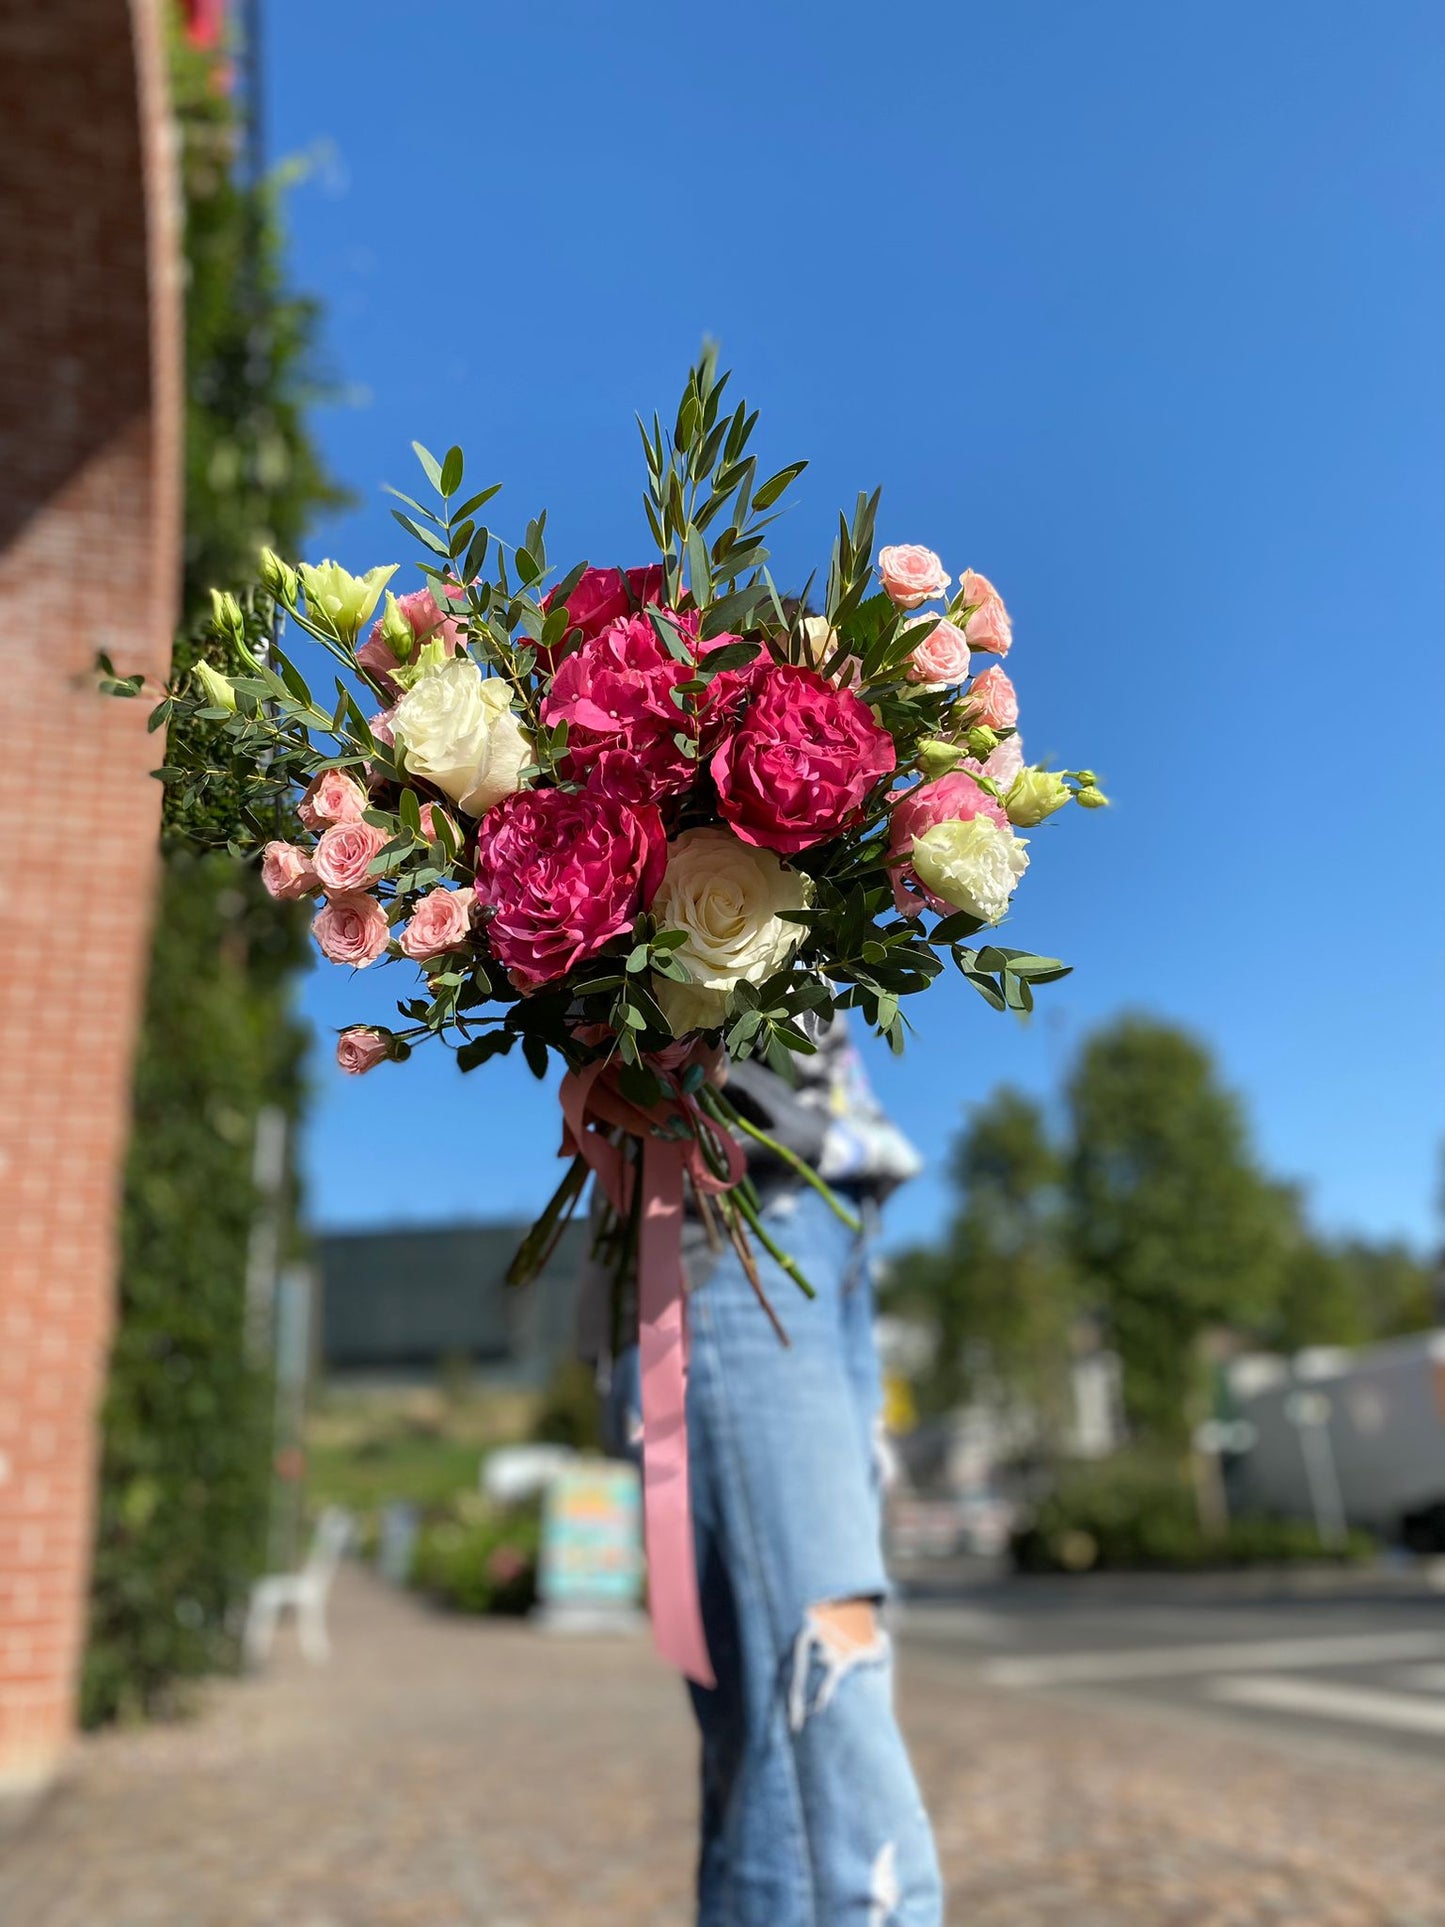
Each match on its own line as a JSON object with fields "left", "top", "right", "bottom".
{"left": 3, "top": 1566, "right": 1444, "bottom": 1925}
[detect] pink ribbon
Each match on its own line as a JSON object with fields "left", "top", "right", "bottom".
{"left": 559, "top": 1056, "right": 742, "bottom": 1687}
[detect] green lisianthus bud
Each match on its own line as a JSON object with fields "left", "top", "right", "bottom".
{"left": 916, "top": 737, "right": 966, "bottom": 780}
{"left": 1005, "top": 767, "right": 1072, "bottom": 827}
{"left": 964, "top": 725, "right": 999, "bottom": 759}
{"left": 377, "top": 592, "right": 417, "bottom": 662}
{"left": 391, "top": 635, "right": 452, "bottom": 694}
{"left": 258, "top": 547, "right": 299, "bottom": 604}
{"left": 210, "top": 588, "right": 244, "bottom": 642}
{"left": 1075, "top": 785, "right": 1110, "bottom": 810}
{"left": 297, "top": 559, "right": 399, "bottom": 641}
{"left": 192, "top": 660, "right": 238, "bottom": 713}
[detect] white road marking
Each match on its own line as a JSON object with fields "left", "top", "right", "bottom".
{"left": 1393, "top": 1663, "right": 1445, "bottom": 1692}
{"left": 982, "top": 1630, "right": 1445, "bottom": 1689}
{"left": 1209, "top": 1674, "right": 1445, "bottom": 1736}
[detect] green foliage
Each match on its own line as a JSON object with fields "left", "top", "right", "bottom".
{"left": 1010, "top": 1451, "right": 1375, "bottom": 1573}
{"left": 82, "top": 856, "right": 307, "bottom": 1725}
{"left": 530, "top": 1358, "right": 604, "bottom": 1453}
{"left": 891, "top": 1015, "right": 1437, "bottom": 1457}
{"left": 410, "top": 1501, "right": 541, "bottom": 1616}
{"left": 884, "top": 1089, "right": 1078, "bottom": 1424}
{"left": 85, "top": 13, "right": 347, "bottom": 1725}
{"left": 1066, "top": 1016, "right": 1293, "bottom": 1446}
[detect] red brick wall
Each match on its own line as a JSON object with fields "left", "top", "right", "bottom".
{"left": 0, "top": 0, "right": 181, "bottom": 1794}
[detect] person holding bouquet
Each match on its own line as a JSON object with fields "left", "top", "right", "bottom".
{"left": 584, "top": 1019, "right": 945, "bottom": 1926}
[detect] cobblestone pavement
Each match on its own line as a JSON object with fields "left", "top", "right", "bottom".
{"left": 3, "top": 1566, "right": 1444, "bottom": 1926}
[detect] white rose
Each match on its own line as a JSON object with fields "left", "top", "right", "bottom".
{"left": 911, "top": 815, "right": 1029, "bottom": 923}
{"left": 392, "top": 656, "right": 531, "bottom": 817}
{"left": 650, "top": 827, "right": 809, "bottom": 1035}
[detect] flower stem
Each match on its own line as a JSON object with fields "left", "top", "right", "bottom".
{"left": 698, "top": 1086, "right": 861, "bottom": 1234}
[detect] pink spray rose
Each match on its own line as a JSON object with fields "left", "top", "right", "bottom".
{"left": 710, "top": 664, "right": 897, "bottom": 856}
{"left": 261, "top": 840, "right": 319, "bottom": 902}
{"left": 888, "top": 771, "right": 1010, "bottom": 915}
{"left": 541, "top": 564, "right": 665, "bottom": 658}
{"left": 958, "top": 569, "right": 1012, "bottom": 656}
{"left": 906, "top": 616, "right": 973, "bottom": 688}
{"left": 298, "top": 768, "right": 368, "bottom": 831}
{"left": 313, "top": 819, "right": 390, "bottom": 895}
{"left": 312, "top": 892, "right": 391, "bottom": 968}
{"left": 877, "top": 544, "right": 951, "bottom": 609}
{"left": 357, "top": 585, "right": 466, "bottom": 693}
{"left": 336, "top": 1027, "right": 393, "bottom": 1075}
{"left": 399, "top": 886, "right": 475, "bottom": 962}
{"left": 965, "top": 664, "right": 1019, "bottom": 731}
{"left": 473, "top": 787, "right": 666, "bottom": 990}
{"left": 541, "top": 610, "right": 707, "bottom": 802}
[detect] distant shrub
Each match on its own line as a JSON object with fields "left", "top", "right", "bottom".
{"left": 1010, "top": 1452, "right": 1374, "bottom": 1573}
{"left": 410, "top": 1498, "right": 541, "bottom": 1616}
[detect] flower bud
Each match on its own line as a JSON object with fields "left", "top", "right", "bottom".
{"left": 377, "top": 592, "right": 417, "bottom": 663}
{"left": 1004, "top": 767, "right": 1072, "bottom": 827}
{"left": 192, "top": 660, "right": 238, "bottom": 713}
{"left": 916, "top": 737, "right": 966, "bottom": 780}
{"left": 210, "top": 588, "right": 244, "bottom": 643}
{"left": 964, "top": 725, "right": 999, "bottom": 759}
{"left": 297, "top": 560, "right": 399, "bottom": 642}
{"left": 1075, "top": 785, "right": 1110, "bottom": 810}
{"left": 258, "top": 547, "right": 299, "bottom": 604}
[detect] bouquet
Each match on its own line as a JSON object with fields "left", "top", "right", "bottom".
{"left": 110, "top": 350, "right": 1103, "bottom": 1679}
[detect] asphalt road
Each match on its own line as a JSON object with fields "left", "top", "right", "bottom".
{"left": 896, "top": 1565, "right": 1445, "bottom": 1763}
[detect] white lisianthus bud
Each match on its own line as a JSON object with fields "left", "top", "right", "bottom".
{"left": 392, "top": 654, "right": 531, "bottom": 818}
{"left": 1004, "top": 767, "right": 1072, "bottom": 828}
{"left": 1075, "top": 785, "right": 1110, "bottom": 809}
{"left": 911, "top": 816, "right": 1029, "bottom": 924}
{"left": 649, "top": 827, "right": 809, "bottom": 1036}
{"left": 192, "top": 660, "right": 238, "bottom": 712}
{"left": 298, "top": 560, "right": 399, "bottom": 641}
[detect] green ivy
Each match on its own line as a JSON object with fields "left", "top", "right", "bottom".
{"left": 82, "top": 10, "right": 347, "bottom": 1726}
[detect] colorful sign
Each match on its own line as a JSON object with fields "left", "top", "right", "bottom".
{"left": 538, "top": 1461, "right": 644, "bottom": 1609}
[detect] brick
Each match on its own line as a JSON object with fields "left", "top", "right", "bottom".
{"left": 0, "top": 0, "right": 180, "bottom": 1796}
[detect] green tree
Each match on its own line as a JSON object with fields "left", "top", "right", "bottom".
{"left": 885, "top": 1089, "right": 1078, "bottom": 1428}
{"left": 1065, "top": 1015, "right": 1289, "bottom": 1446}
{"left": 83, "top": 15, "right": 348, "bottom": 1725}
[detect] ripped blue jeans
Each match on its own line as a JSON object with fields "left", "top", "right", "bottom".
{"left": 608, "top": 1183, "right": 943, "bottom": 1926}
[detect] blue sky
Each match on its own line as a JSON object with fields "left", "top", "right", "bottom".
{"left": 266, "top": 0, "right": 1444, "bottom": 1253}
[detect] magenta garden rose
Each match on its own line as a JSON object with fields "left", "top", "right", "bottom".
{"left": 542, "top": 564, "right": 665, "bottom": 655}
{"left": 541, "top": 611, "right": 698, "bottom": 802}
{"left": 474, "top": 787, "right": 667, "bottom": 989}
{"left": 710, "top": 664, "right": 896, "bottom": 855}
